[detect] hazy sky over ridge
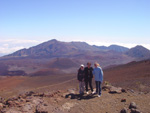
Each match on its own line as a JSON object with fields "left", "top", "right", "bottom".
{"left": 0, "top": 0, "right": 150, "bottom": 55}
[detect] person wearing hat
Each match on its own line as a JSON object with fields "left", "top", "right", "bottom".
{"left": 77, "top": 64, "right": 85, "bottom": 95}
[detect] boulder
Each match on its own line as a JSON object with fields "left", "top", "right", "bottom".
{"left": 1, "top": 108, "right": 22, "bottom": 113}
{"left": 102, "top": 85, "right": 127, "bottom": 94}
{"left": 18, "top": 94, "right": 27, "bottom": 99}
{"left": 25, "top": 91, "right": 35, "bottom": 97}
{"left": 21, "top": 104, "right": 35, "bottom": 113}
{"left": 31, "top": 98, "right": 44, "bottom": 105}
{"left": 102, "top": 85, "right": 112, "bottom": 91}
{"left": 121, "top": 99, "right": 126, "bottom": 102}
{"left": 6, "top": 100, "right": 15, "bottom": 107}
{"left": 131, "top": 108, "right": 141, "bottom": 113}
{"left": 0, "top": 103, "right": 3, "bottom": 110}
{"left": 36, "top": 104, "right": 49, "bottom": 113}
{"left": 109, "top": 86, "right": 122, "bottom": 94}
{"left": 121, "top": 89, "right": 127, "bottom": 93}
{"left": 129, "top": 102, "right": 137, "bottom": 109}
{"left": 0, "top": 97, "right": 5, "bottom": 103}
{"left": 19, "top": 98, "right": 26, "bottom": 103}
{"left": 14, "top": 101, "right": 22, "bottom": 107}
{"left": 120, "top": 108, "right": 128, "bottom": 113}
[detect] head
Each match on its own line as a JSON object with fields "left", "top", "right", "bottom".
{"left": 87, "top": 62, "right": 91, "bottom": 68}
{"left": 80, "top": 64, "right": 84, "bottom": 70}
{"left": 94, "top": 62, "right": 100, "bottom": 68}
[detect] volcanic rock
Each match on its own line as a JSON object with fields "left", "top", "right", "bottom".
{"left": 120, "top": 108, "right": 128, "bottom": 113}
{"left": 0, "top": 103, "right": 3, "bottom": 110}
{"left": 130, "top": 108, "right": 141, "bottom": 113}
{"left": 129, "top": 102, "right": 137, "bottom": 109}
{"left": 109, "top": 86, "right": 123, "bottom": 94}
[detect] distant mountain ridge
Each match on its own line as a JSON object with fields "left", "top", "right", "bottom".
{"left": 1, "top": 39, "right": 150, "bottom": 76}
{"left": 3, "top": 39, "right": 150, "bottom": 61}
{"left": 5, "top": 39, "right": 130, "bottom": 58}
{"left": 6, "top": 39, "right": 81, "bottom": 57}
{"left": 93, "top": 45, "right": 129, "bottom": 53}
{"left": 126, "top": 45, "right": 150, "bottom": 60}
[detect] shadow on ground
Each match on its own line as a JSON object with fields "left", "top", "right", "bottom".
{"left": 65, "top": 93, "right": 97, "bottom": 100}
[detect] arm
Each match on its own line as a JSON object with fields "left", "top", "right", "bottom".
{"left": 77, "top": 70, "right": 80, "bottom": 81}
{"left": 84, "top": 68, "right": 87, "bottom": 79}
{"left": 92, "top": 69, "right": 95, "bottom": 76}
{"left": 91, "top": 67, "right": 94, "bottom": 78}
{"left": 100, "top": 68, "right": 103, "bottom": 82}
{"left": 82, "top": 70, "right": 85, "bottom": 81}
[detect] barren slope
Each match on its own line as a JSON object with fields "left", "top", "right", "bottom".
{"left": 104, "top": 60, "right": 150, "bottom": 92}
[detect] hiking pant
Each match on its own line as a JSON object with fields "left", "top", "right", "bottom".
{"left": 95, "top": 81, "right": 102, "bottom": 95}
{"left": 79, "top": 81, "right": 84, "bottom": 94}
{"left": 85, "top": 78, "right": 93, "bottom": 92}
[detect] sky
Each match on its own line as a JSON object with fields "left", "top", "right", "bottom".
{"left": 0, "top": 0, "right": 150, "bottom": 55}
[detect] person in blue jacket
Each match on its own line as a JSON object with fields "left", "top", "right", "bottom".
{"left": 93, "top": 62, "right": 103, "bottom": 97}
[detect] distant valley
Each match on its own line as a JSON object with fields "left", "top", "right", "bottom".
{"left": 0, "top": 39, "right": 150, "bottom": 76}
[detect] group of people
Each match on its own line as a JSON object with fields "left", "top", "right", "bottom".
{"left": 77, "top": 62, "right": 103, "bottom": 97}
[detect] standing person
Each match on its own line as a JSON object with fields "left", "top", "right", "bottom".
{"left": 93, "top": 62, "right": 103, "bottom": 97}
{"left": 84, "top": 62, "right": 94, "bottom": 94}
{"left": 77, "top": 64, "right": 85, "bottom": 95}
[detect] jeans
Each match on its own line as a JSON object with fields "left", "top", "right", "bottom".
{"left": 95, "top": 81, "right": 102, "bottom": 95}
{"left": 79, "top": 81, "right": 84, "bottom": 94}
{"left": 85, "top": 78, "right": 93, "bottom": 92}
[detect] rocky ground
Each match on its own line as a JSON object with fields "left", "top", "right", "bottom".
{"left": 0, "top": 85, "right": 150, "bottom": 113}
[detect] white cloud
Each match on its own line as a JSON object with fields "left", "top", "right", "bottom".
{"left": 0, "top": 46, "right": 24, "bottom": 54}
{"left": 87, "top": 41, "right": 150, "bottom": 49}
{"left": 0, "top": 39, "right": 42, "bottom": 55}
{"left": 0, "top": 39, "right": 41, "bottom": 44}
{"left": 65, "top": 39, "right": 150, "bottom": 49}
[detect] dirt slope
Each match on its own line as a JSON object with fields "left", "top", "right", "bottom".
{"left": 104, "top": 60, "right": 150, "bottom": 92}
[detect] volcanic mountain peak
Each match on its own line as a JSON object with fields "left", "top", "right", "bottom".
{"left": 108, "top": 45, "right": 129, "bottom": 52}
{"left": 70, "top": 41, "right": 99, "bottom": 51}
{"left": 125, "top": 45, "right": 150, "bottom": 59}
{"left": 4, "top": 39, "right": 100, "bottom": 58}
{"left": 5, "top": 39, "right": 77, "bottom": 57}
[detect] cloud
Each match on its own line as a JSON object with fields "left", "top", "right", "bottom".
{"left": 0, "top": 46, "right": 24, "bottom": 54}
{"left": 0, "top": 39, "right": 42, "bottom": 56}
{"left": 87, "top": 41, "right": 150, "bottom": 49}
{"left": 0, "top": 39, "right": 41, "bottom": 44}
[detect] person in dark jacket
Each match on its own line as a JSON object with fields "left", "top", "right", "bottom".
{"left": 77, "top": 64, "right": 85, "bottom": 94}
{"left": 84, "top": 62, "right": 94, "bottom": 94}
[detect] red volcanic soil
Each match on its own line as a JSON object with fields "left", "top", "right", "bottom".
{"left": 0, "top": 74, "right": 77, "bottom": 98}
{"left": 1, "top": 59, "right": 150, "bottom": 98}
{"left": 0, "top": 76, "right": 26, "bottom": 91}
{"left": 104, "top": 60, "right": 150, "bottom": 92}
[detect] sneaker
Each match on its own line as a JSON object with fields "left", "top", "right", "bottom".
{"left": 86, "top": 92, "right": 89, "bottom": 94}
{"left": 98, "top": 95, "right": 101, "bottom": 97}
{"left": 92, "top": 91, "right": 95, "bottom": 94}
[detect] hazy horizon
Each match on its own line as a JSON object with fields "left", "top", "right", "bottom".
{"left": 0, "top": 39, "right": 150, "bottom": 56}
